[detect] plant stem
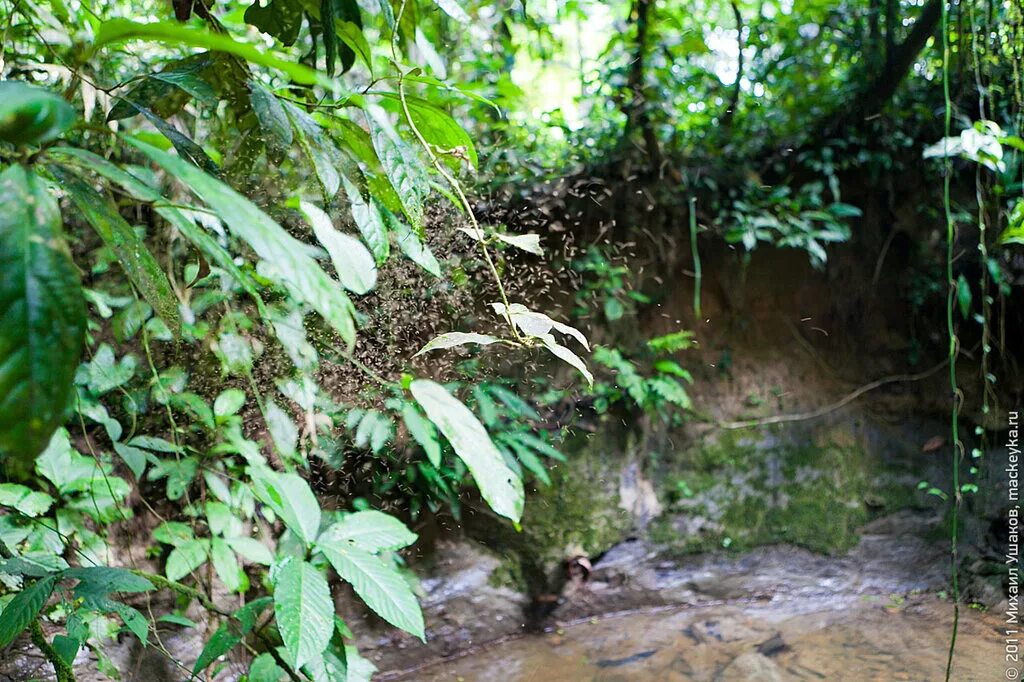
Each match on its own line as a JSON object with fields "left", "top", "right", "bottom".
{"left": 30, "top": 619, "right": 75, "bottom": 682}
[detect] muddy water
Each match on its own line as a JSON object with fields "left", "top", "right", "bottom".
{"left": 382, "top": 512, "right": 1015, "bottom": 681}
{"left": 405, "top": 597, "right": 1007, "bottom": 681}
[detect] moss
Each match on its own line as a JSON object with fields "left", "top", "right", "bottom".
{"left": 488, "top": 552, "right": 530, "bottom": 593}
{"left": 519, "top": 450, "right": 632, "bottom": 569}
{"left": 655, "top": 431, "right": 919, "bottom": 555}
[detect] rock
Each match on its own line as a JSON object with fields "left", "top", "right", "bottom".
{"left": 715, "top": 652, "right": 785, "bottom": 681}
{"left": 619, "top": 461, "right": 663, "bottom": 528}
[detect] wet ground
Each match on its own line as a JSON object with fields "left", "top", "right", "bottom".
{"left": 396, "top": 594, "right": 1007, "bottom": 681}
{"left": 380, "top": 511, "right": 1015, "bottom": 681}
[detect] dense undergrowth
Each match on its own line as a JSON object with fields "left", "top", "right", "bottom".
{"left": 0, "top": 0, "right": 1022, "bottom": 680}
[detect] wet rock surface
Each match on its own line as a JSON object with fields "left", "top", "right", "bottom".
{"left": 377, "top": 510, "right": 1010, "bottom": 680}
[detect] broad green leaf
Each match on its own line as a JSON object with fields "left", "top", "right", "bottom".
{"left": 383, "top": 206, "right": 440, "bottom": 276}
{"left": 317, "top": 510, "right": 417, "bottom": 552}
{"left": 0, "top": 166, "right": 85, "bottom": 462}
{"left": 366, "top": 106, "right": 427, "bottom": 229}
{"left": 285, "top": 102, "right": 342, "bottom": 201}
{"left": 340, "top": 175, "right": 390, "bottom": 265}
{"left": 53, "top": 167, "right": 181, "bottom": 337}
{"left": 249, "top": 652, "right": 286, "bottom": 682}
{"left": 265, "top": 399, "right": 299, "bottom": 462}
{"left": 251, "top": 471, "right": 321, "bottom": 547}
{"left": 165, "top": 539, "right": 208, "bottom": 582}
{"left": 211, "top": 538, "right": 248, "bottom": 593}
{"left": 401, "top": 404, "right": 441, "bottom": 467}
{"left": 158, "top": 613, "right": 198, "bottom": 627}
{"left": 322, "top": 0, "right": 339, "bottom": 76}
{"left": 107, "top": 55, "right": 217, "bottom": 120}
{"left": 64, "top": 566, "right": 155, "bottom": 598}
{"left": 0, "top": 576, "right": 57, "bottom": 648}
{"left": 86, "top": 344, "right": 136, "bottom": 395}
{"left": 413, "top": 332, "right": 501, "bottom": 357}
{"left": 112, "top": 300, "right": 152, "bottom": 342}
{"left": 318, "top": 541, "right": 424, "bottom": 639}
{"left": 273, "top": 558, "right": 333, "bottom": 670}
{"left": 94, "top": 20, "right": 334, "bottom": 89}
{"left": 225, "top": 537, "right": 275, "bottom": 565}
{"left": 250, "top": 81, "right": 293, "bottom": 159}
{"left": 410, "top": 379, "right": 523, "bottom": 521}
{"left": 153, "top": 521, "right": 194, "bottom": 546}
{"left": 378, "top": 93, "right": 477, "bottom": 169}
{"left": 0, "top": 82, "right": 75, "bottom": 146}
{"left": 52, "top": 635, "right": 80, "bottom": 666}
{"left": 214, "top": 389, "right": 247, "bottom": 418}
{"left": 245, "top": 0, "right": 303, "bottom": 44}
{"left": 193, "top": 623, "right": 241, "bottom": 676}
{"left": 48, "top": 147, "right": 267, "bottom": 317}
{"left": 128, "top": 138, "right": 357, "bottom": 348}
{"left": 298, "top": 201, "right": 377, "bottom": 295}
{"left": 335, "top": 20, "right": 372, "bottom": 74}
{"left": 35, "top": 429, "right": 98, "bottom": 493}
{"left": 0, "top": 484, "right": 54, "bottom": 517}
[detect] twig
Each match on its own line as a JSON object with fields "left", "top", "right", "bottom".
{"left": 717, "top": 358, "right": 948, "bottom": 430}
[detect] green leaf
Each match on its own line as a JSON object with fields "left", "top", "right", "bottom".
{"left": 0, "top": 575, "right": 57, "bottom": 649}
{"left": 273, "top": 558, "right": 334, "bottom": 670}
{"left": 322, "top": 0, "right": 339, "bottom": 76}
{"left": 265, "top": 399, "right": 299, "bottom": 462}
{"left": 128, "top": 137, "right": 357, "bottom": 348}
{"left": 366, "top": 107, "right": 427, "bottom": 230}
{"left": 48, "top": 147, "right": 267, "bottom": 318}
{"left": 52, "top": 635, "right": 80, "bottom": 666}
{"left": 378, "top": 93, "right": 477, "bottom": 169}
{"left": 250, "top": 81, "right": 293, "bottom": 159}
{"left": 335, "top": 20, "right": 372, "bottom": 74}
{"left": 151, "top": 520, "right": 193, "bottom": 548}
{"left": 112, "top": 300, "right": 152, "bottom": 342}
{"left": 317, "top": 542, "right": 425, "bottom": 640}
{"left": 86, "top": 344, "right": 137, "bottom": 395}
{"left": 94, "top": 20, "right": 334, "bottom": 89}
{"left": 194, "top": 622, "right": 241, "bottom": 676}
{"left": 957, "top": 273, "right": 972, "bottom": 318}
{"left": 317, "top": 510, "right": 417, "bottom": 552}
{"left": 245, "top": 0, "right": 303, "bottom": 44}
{"left": 251, "top": 471, "right": 322, "bottom": 547}
{"left": 0, "top": 484, "right": 54, "bottom": 517}
{"left": 284, "top": 102, "right": 347, "bottom": 201}
{"left": 340, "top": 175, "right": 390, "bottom": 265}
{"left": 158, "top": 613, "right": 197, "bottom": 628}
{"left": 165, "top": 539, "right": 208, "bottom": 582}
{"left": 52, "top": 167, "right": 181, "bottom": 337}
{"left": 64, "top": 566, "right": 155, "bottom": 598}
{"left": 249, "top": 652, "right": 287, "bottom": 682}
{"left": 225, "top": 537, "right": 275, "bottom": 566}
{"left": 214, "top": 389, "right": 247, "bottom": 418}
{"left": 107, "top": 55, "right": 217, "bottom": 120}
{"left": 0, "top": 82, "right": 76, "bottom": 146}
{"left": 384, "top": 206, "right": 441, "bottom": 276}
{"left": 298, "top": 201, "right": 377, "bottom": 295}
{"left": 35, "top": 429, "right": 97, "bottom": 493}
{"left": 410, "top": 379, "right": 523, "bottom": 522}
{"left": 538, "top": 334, "right": 594, "bottom": 386}
{"left": 211, "top": 538, "right": 248, "bottom": 593}
{"left": 401, "top": 404, "right": 441, "bottom": 467}
{"left": 413, "top": 332, "right": 501, "bottom": 357}
{"left": 0, "top": 166, "right": 85, "bottom": 462}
